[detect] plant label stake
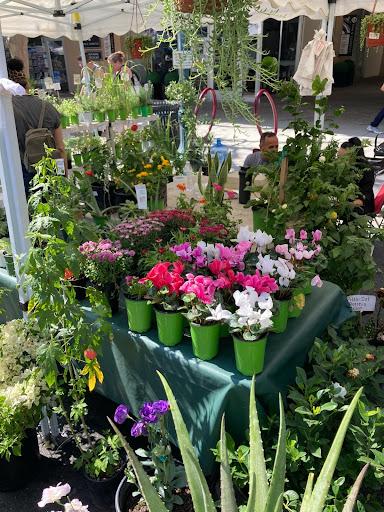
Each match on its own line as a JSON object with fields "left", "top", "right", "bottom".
{"left": 135, "top": 184, "right": 148, "bottom": 210}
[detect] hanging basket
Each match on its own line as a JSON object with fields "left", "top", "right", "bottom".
{"left": 175, "top": 0, "right": 225, "bottom": 14}
{"left": 366, "top": 23, "right": 384, "bottom": 48}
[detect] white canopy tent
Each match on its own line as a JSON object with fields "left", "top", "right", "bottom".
{"left": 0, "top": 0, "right": 383, "bottom": 313}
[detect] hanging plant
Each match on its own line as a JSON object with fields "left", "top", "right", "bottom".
{"left": 156, "top": 0, "right": 277, "bottom": 122}
{"left": 124, "top": 33, "right": 155, "bottom": 65}
{"left": 360, "top": 13, "right": 384, "bottom": 49}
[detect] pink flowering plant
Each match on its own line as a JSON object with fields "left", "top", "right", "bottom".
{"left": 79, "top": 239, "right": 135, "bottom": 287}
{"left": 141, "top": 260, "right": 185, "bottom": 310}
{"left": 113, "top": 400, "right": 186, "bottom": 509}
{"left": 112, "top": 218, "right": 165, "bottom": 250}
{"left": 38, "top": 482, "right": 89, "bottom": 511}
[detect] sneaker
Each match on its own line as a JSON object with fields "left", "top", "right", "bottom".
{"left": 367, "top": 125, "right": 381, "bottom": 134}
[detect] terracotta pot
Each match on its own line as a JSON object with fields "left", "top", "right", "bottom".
{"left": 366, "top": 23, "right": 384, "bottom": 48}
{"left": 175, "top": 0, "right": 225, "bottom": 14}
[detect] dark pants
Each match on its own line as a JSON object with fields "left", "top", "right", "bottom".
{"left": 22, "top": 163, "right": 33, "bottom": 198}
{"left": 371, "top": 107, "right": 384, "bottom": 127}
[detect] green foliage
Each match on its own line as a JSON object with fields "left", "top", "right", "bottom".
{"left": 74, "top": 433, "right": 123, "bottom": 479}
{"left": 198, "top": 152, "right": 231, "bottom": 204}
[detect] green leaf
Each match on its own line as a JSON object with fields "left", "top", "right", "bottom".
{"left": 265, "top": 395, "right": 286, "bottom": 512}
{"left": 158, "top": 372, "right": 216, "bottom": 512}
{"left": 342, "top": 464, "right": 369, "bottom": 512}
{"left": 306, "top": 388, "right": 363, "bottom": 512}
{"left": 300, "top": 473, "right": 314, "bottom": 512}
{"left": 108, "top": 418, "right": 168, "bottom": 512}
{"left": 246, "top": 377, "right": 268, "bottom": 512}
{"left": 220, "top": 416, "right": 237, "bottom": 512}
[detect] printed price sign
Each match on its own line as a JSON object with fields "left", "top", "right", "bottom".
{"left": 135, "top": 184, "right": 148, "bottom": 210}
{"left": 53, "top": 82, "right": 61, "bottom": 91}
{"left": 73, "top": 74, "right": 81, "bottom": 85}
{"left": 347, "top": 295, "right": 376, "bottom": 312}
{"left": 55, "top": 159, "right": 65, "bottom": 176}
{"left": 44, "top": 77, "right": 54, "bottom": 90}
{"left": 172, "top": 51, "right": 193, "bottom": 69}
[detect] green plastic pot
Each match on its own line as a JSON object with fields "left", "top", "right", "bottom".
{"left": 107, "top": 110, "right": 118, "bottom": 122}
{"left": 220, "top": 323, "right": 230, "bottom": 339}
{"left": 271, "top": 300, "right": 289, "bottom": 334}
{"left": 288, "top": 291, "right": 305, "bottom": 318}
{"left": 233, "top": 334, "right": 267, "bottom": 376}
{"left": 140, "top": 105, "right": 150, "bottom": 117}
{"left": 69, "top": 114, "right": 79, "bottom": 125}
{"left": 118, "top": 108, "right": 128, "bottom": 120}
{"left": 4, "top": 254, "right": 15, "bottom": 277}
{"left": 132, "top": 106, "right": 140, "bottom": 119}
{"left": 125, "top": 298, "right": 152, "bottom": 333}
{"left": 155, "top": 308, "right": 184, "bottom": 346}
{"left": 93, "top": 111, "right": 106, "bottom": 123}
{"left": 190, "top": 322, "right": 220, "bottom": 361}
{"left": 73, "top": 154, "right": 83, "bottom": 167}
{"left": 60, "top": 115, "right": 69, "bottom": 128}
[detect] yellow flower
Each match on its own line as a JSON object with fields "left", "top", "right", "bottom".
{"left": 144, "top": 164, "right": 152, "bottom": 169}
{"left": 136, "top": 171, "right": 149, "bottom": 178}
{"left": 157, "top": 164, "right": 163, "bottom": 170}
{"left": 161, "top": 158, "right": 170, "bottom": 166}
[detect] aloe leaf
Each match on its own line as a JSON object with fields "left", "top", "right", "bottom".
{"left": 198, "top": 170, "right": 204, "bottom": 196}
{"left": 246, "top": 377, "right": 268, "bottom": 512}
{"left": 307, "top": 388, "right": 363, "bottom": 512}
{"left": 299, "top": 473, "right": 314, "bottom": 512}
{"left": 220, "top": 415, "right": 237, "bottom": 512}
{"left": 108, "top": 418, "right": 168, "bottom": 512}
{"left": 341, "top": 463, "right": 369, "bottom": 512}
{"left": 265, "top": 395, "right": 286, "bottom": 512}
{"left": 158, "top": 372, "right": 216, "bottom": 512}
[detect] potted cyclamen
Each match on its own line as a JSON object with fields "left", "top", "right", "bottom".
{"left": 123, "top": 276, "right": 153, "bottom": 333}
{"left": 79, "top": 239, "right": 135, "bottom": 314}
{"left": 142, "top": 261, "right": 185, "bottom": 346}
{"left": 180, "top": 275, "right": 232, "bottom": 361}
{"left": 225, "top": 288, "right": 274, "bottom": 376}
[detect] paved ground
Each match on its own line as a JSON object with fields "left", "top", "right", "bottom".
{"left": 2, "top": 78, "right": 384, "bottom": 512}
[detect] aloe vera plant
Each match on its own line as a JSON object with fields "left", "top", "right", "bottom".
{"left": 109, "top": 375, "right": 364, "bottom": 512}
{"left": 198, "top": 152, "right": 231, "bottom": 205}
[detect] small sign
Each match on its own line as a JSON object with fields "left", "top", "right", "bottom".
{"left": 73, "top": 74, "right": 81, "bottom": 85}
{"left": 55, "top": 159, "right": 65, "bottom": 175}
{"left": 135, "top": 184, "right": 148, "bottom": 210}
{"left": 368, "top": 31, "right": 380, "bottom": 40}
{"left": 44, "top": 77, "right": 54, "bottom": 90}
{"left": 172, "top": 51, "right": 193, "bottom": 69}
{"left": 95, "top": 78, "right": 103, "bottom": 89}
{"left": 347, "top": 295, "right": 376, "bottom": 312}
{"left": 53, "top": 82, "right": 61, "bottom": 91}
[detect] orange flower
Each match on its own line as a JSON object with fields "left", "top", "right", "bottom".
{"left": 199, "top": 197, "right": 207, "bottom": 204}
{"left": 144, "top": 164, "right": 152, "bottom": 169}
{"left": 177, "top": 183, "right": 186, "bottom": 192}
{"left": 157, "top": 164, "right": 163, "bottom": 170}
{"left": 64, "top": 268, "right": 74, "bottom": 280}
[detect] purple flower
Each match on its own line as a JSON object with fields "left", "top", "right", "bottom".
{"left": 114, "top": 404, "right": 130, "bottom": 424}
{"left": 299, "top": 230, "right": 308, "bottom": 240}
{"left": 311, "top": 275, "right": 323, "bottom": 288}
{"left": 139, "top": 403, "right": 158, "bottom": 424}
{"left": 285, "top": 228, "right": 296, "bottom": 244}
{"left": 312, "top": 229, "right": 322, "bottom": 242}
{"left": 152, "top": 400, "right": 170, "bottom": 416}
{"left": 131, "top": 421, "right": 148, "bottom": 437}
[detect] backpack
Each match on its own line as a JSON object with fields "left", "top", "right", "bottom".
{"left": 20, "top": 101, "right": 57, "bottom": 169}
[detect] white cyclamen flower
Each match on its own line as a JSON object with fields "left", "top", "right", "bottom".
{"left": 64, "top": 499, "right": 90, "bottom": 512}
{"left": 38, "top": 483, "right": 71, "bottom": 507}
{"left": 257, "top": 292, "right": 273, "bottom": 310}
{"left": 319, "top": 155, "right": 326, "bottom": 163}
{"left": 256, "top": 254, "right": 276, "bottom": 275}
{"left": 253, "top": 230, "right": 274, "bottom": 253}
{"left": 332, "top": 382, "right": 347, "bottom": 399}
{"left": 206, "top": 304, "right": 232, "bottom": 322}
{"left": 236, "top": 226, "right": 253, "bottom": 243}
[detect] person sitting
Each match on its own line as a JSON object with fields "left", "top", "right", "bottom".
{"left": 9, "top": 67, "right": 66, "bottom": 195}
{"left": 243, "top": 132, "right": 279, "bottom": 169}
{"left": 338, "top": 137, "right": 375, "bottom": 215}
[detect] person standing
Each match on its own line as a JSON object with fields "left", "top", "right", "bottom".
{"left": 107, "top": 51, "right": 140, "bottom": 86}
{"left": 8, "top": 66, "right": 66, "bottom": 194}
{"left": 367, "top": 82, "right": 384, "bottom": 134}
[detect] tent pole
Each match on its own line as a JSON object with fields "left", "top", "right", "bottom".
{"left": 177, "top": 31, "right": 186, "bottom": 154}
{"left": 0, "top": 22, "right": 30, "bottom": 311}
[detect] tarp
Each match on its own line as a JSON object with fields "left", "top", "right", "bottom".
{"left": 0, "top": 0, "right": 162, "bottom": 39}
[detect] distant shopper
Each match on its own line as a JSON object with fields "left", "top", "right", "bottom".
{"left": 77, "top": 55, "right": 102, "bottom": 72}
{"left": 8, "top": 67, "right": 66, "bottom": 194}
{"left": 7, "top": 57, "right": 27, "bottom": 95}
{"left": 367, "top": 82, "right": 384, "bottom": 134}
{"left": 338, "top": 137, "right": 375, "bottom": 214}
{"left": 243, "top": 132, "right": 279, "bottom": 169}
{"left": 107, "top": 51, "right": 140, "bottom": 85}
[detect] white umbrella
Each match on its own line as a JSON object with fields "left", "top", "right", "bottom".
{"left": 250, "top": 0, "right": 328, "bottom": 22}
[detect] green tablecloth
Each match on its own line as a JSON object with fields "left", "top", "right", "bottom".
{"left": 96, "top": 281, "right": 353, "bottom": 473}
{"left": 0, "top": 272, "right": 353, "bottom": 472}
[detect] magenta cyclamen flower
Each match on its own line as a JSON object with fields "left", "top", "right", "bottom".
{"left": 285, "top": 228, "right": 295, "bottom": 243}
{"left": 180, "top": 274, "right": 217, "bottom": 304}
{"left": 312, "top": 229, "right": 322, "bottom": 242}
{"left": 114, "top": 404, "right": 130, "bottom": 425}
{"left": 236, "top": 271, "right": 279, "bottom": 294}
{"left": 299, "top": 230, "right": 307, "bottom": 240}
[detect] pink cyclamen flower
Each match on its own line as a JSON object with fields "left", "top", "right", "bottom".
{"left": 311, "top": 275, "right": 323, "bottom": 288}
{"left": 312, "top": 229, "right": 322, "bottom": 242}
{"left": 285, "top": 228, "right": 296, "bottom": 243}
{"left": 38, "top": 483, "right": 71, "bottom": 507}
{"left": 226, "top": 190, "right": 237, "bottom": 200}
{"left": 212, "top": 183, "right": 223, "bottom": 192}
{"left": 300, "top": 229, "right": 308, "bottom": 240}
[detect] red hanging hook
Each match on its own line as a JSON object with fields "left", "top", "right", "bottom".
{"left": 194, "top": 87, "right": 217, "bottom": 138}
{"left": 254, "top": 88, "right": 278, "bottom": 136}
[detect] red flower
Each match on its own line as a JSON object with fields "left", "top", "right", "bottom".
{"left": 130, "top": 124, "right": 138, "bottom": 132}
{"left": 172, "top": 260, "right": 184, "bottom": 275}
{"left": 212, "top": 183, "right": 223, "bottom": 192}
{"left": 64, "top": 268, "right": 74, "bottom": 280}
{"left": 84, "top": 348, "right": 97, "bottom": 360}
{"left": 209, "top": 259, "right": 224, "bottom": 275}
{"left": 158, "top": 247, "right": 165, "bottom": 254}
{"left": 85, "top": 170, "right": 94, "bottom": 177}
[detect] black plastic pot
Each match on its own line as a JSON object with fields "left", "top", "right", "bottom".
{"left": 0, "top": 428, "right": 40, "bottom": 492}
{"left": 85, "top": 464, "right": 126, "bottom": 509}
{"left": 70, "top": 276, "right": 87, "bottom": 301}
{"left": 115, "top": 477, "right": 134, "bottom": 512}
{"left": 112, "top": 188, "right": 136, "bottom": 207}
{"left": 238, "top": 166, "right": 251, "bottom": 205}
{"left": 92, "top": 184, "right": 113, "bottom": 210}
